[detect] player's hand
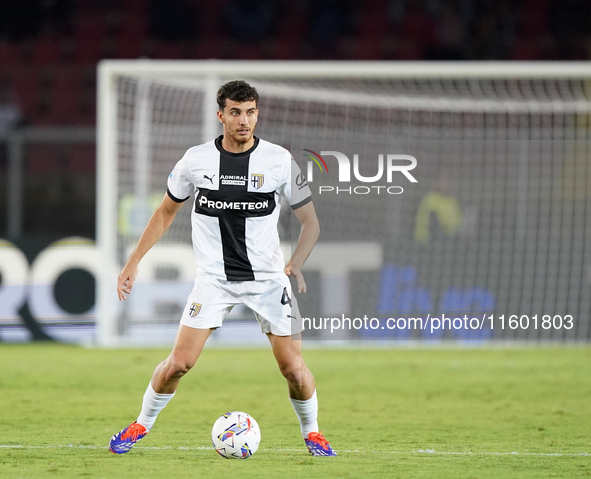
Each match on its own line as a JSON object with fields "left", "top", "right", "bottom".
{"left": 284, "top": 260, "right": 307, "bottom": 294}
{"left": 117, "top": 261, "right": 139, "bottom": 301}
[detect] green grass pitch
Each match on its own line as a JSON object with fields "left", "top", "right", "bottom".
{"left": 0, "top": 343, "right": 589, "bottom": 478}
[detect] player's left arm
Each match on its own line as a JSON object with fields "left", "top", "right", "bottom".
{"left": 284, "top": 201, "right": 320, "bottom": 293}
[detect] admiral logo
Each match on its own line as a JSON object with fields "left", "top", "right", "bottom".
{"left": 221, "top": 174, "right": 247, "bottom": 186}
{"left": 302, "top": 150, "right": 418, "bottom": 195}
{"left": 198, "top": 195, "right": 269, "bottom": 210}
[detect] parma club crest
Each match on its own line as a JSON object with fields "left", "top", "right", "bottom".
{"left": 251, "top": 174, "right": 264, "bottom": 189}
{"left": 189, "top": 302, "right": 202, "bottom": 317}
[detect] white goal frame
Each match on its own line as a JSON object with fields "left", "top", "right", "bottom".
{"left": 96, "top": 60, "right": 591, "bottom": 347}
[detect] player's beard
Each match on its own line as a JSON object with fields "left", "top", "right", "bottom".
{"left": 230, "top": 125, "right": 255, "bottom": 145}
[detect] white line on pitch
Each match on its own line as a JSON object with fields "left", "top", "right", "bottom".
{"left": 0, "top": 444, "right": 588, "bottom": 457}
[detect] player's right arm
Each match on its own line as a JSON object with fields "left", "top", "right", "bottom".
{"left": 117, "top": 193, "right": 185, "bottom": 301}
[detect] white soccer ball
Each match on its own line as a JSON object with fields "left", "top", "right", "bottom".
{"left": 211, "top": 411, "right": 261, "bottom": 459}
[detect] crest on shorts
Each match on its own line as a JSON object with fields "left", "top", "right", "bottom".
{"left": 189, "top": 302, "right": 201, "bottom": 317}
{"left": 251, "top": 173, "right": 264, "bottom": 189}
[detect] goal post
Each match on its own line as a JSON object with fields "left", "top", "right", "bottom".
{"left": 96, "top": 60, "right": 591, "bottom": 347}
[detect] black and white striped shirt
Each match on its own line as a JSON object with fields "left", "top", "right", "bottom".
{"left": 167, "top": 136, "right": 312, "bottom": 281}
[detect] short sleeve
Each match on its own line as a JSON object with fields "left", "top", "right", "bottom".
{"left": 279, "top": 156, "right": 312, "bottom": 209}
{"left": 167, "top": 152, "right": 194, "bottom": 203}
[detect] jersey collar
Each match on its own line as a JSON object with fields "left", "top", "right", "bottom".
{"left": 215, "top": 135, "right": 260, "bottom": 158}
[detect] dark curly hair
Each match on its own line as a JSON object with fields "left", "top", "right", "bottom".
{"left": 216, "top": 80, "right": 260, "bottom": 111}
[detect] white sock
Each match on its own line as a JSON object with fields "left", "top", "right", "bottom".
{"left": 289, "top": 390, "right": 319, "bottom": 439}
{"left": 136, "top": 382, "right": 175, "bottom": 431}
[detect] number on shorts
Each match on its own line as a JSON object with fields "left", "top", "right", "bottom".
{"left": 281, "top": 287, "right": 292, "bottom": 307}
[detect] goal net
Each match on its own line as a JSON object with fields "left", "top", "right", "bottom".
{"left": 97, "top": 61, "right": 591, "bottom": 346}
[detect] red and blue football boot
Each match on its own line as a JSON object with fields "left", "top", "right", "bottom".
{"left": 109, "top": 422, "right": 148, "bottom": 454}
{"left": 305, "top": 431, "right": 337, "bottom": 456}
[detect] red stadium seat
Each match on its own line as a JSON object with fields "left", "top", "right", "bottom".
{"left": 122, "top": 0, "right": 149, "bottom": 14}
{"left": 114, "top": 38, "right": 145, "bottom": 59}
{"left": 518, "top": 12, "right": 548, "bottom": 37}
{"left": 276, "top": 5, "right": 305, "bottom": 44}
{"left": 394, "top": 39, "right": 424, "bottom": 60}
{"left": 77, "top": 69, "right": 97, "bottom": 125}
{"left": 357, "top": 12, "right": 388, "bottom": 41}
{"left": 231, "top": 42, "right": 264, "bottom": 60}
{"left": 77, "top": 94, "right": 96, "bottom": 126}
{"left": 74, "top": 38, "right": 106, "bottom": 64}
{"left": 117, "top": 18, "right": 147, "bottom": 49}
{"left": 337, "top": 38, "right": 383, "bottom": 60}
{"left": 524, "top": 0, "right": 552, "bottom": 7}
{"left": 0, "top": 42, "right": 22, "bottom": 65}
{"left": 269, "top": 41, "right": 300, "bottom": 60}
{"left": 68, "top": 144, "right": 96, "bottom": 174}
{"left": 151, "top": 42, "right": 185, "bottom": 60}
{"left": 12, "top": 67, "right": 42, "bottom": 119}
{"left": 50, "top": 68, "right": 82, "bottom": 124}
{"left": 399, "top": 10, "right": 435, "bottom": 46}
{"left": 113, "top": 25, "right": 145, "bottom": 60}
{"left": 75, "top": 14, "right": 108, "bottom": 43}
{"left": 31, "top": 38, "right": 65, "bottom": 65}
{"left": 511, "top": 38, "right": 545, "bottom": 60}
{"left": 188, "top": 40, "right": 224, "bottom": 59}
{"left": 26, "top": 144, "right": 60, "bottom": 173}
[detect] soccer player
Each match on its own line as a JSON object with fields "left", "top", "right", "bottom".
{"left": 108, "top": 80, "right": 336, "bottom": 457}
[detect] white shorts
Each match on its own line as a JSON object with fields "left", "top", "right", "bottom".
{"left": 180, "top": 274, "right": 303, "bottom": 336}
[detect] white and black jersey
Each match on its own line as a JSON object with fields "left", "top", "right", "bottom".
{"left": 167, "top": 136, "right": 312, "bottom": 281}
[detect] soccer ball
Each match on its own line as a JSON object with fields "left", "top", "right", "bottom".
{"left": 211, "top": 411, "right": 261, "bottom": 459}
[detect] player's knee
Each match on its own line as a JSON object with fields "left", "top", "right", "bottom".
{"left": 164, "top": 356, "right": 194, "bottom": 379}
{"left": 279, "top": 360, "right": 305, "bottom": 386}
